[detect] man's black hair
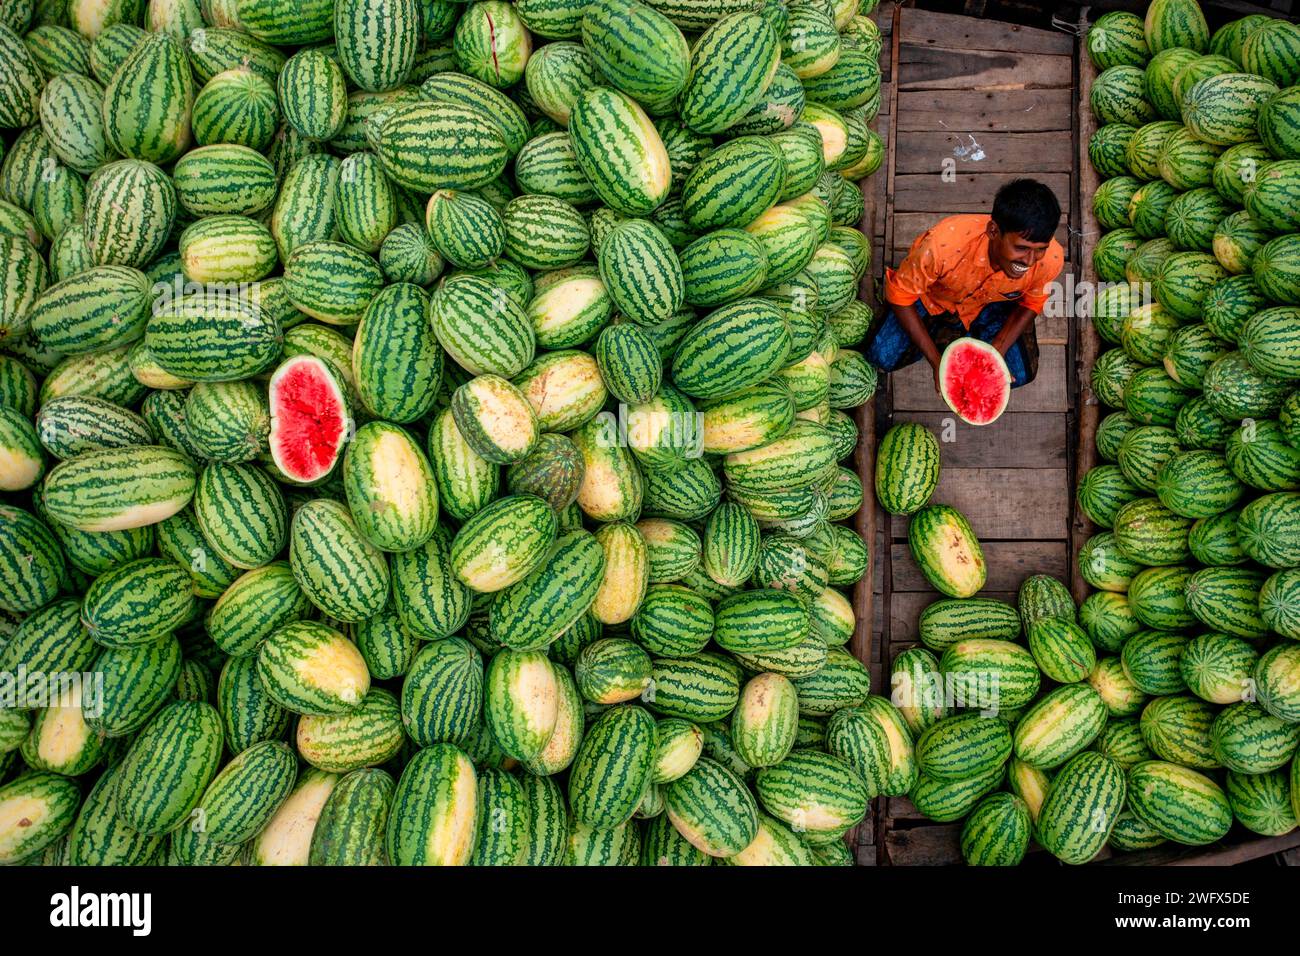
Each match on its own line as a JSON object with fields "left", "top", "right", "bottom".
{"left": 991, "top": 179, "right": 1061, "bottom": 244}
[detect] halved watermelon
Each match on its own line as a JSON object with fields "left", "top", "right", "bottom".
{"left": 938, "top": 338, "right": 1012, "bottom": 426}
{"left": 268, "top": 355, "right": 350, "bottom": 484}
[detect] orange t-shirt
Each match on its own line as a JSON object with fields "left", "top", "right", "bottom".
{"left": 883, "top": 214, "right": 1065, "bottom": 328}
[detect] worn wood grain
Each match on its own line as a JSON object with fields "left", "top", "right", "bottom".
{"left": 892, "top": 539, "right": 1068, "bottom": 592}
{"left": 884, "top": 823, "right": 963, "bottom": 865}
{"left": 898, "top": 45, "right": 1073, "bottom": 91}
{"left": 899, "top": 6, "right": 1074, "bottom": 56}
{"left": 1099, "top": 832, "right": 1300, "bottom": 867}
{"left": 897, "top": 88, "right": 1074, "bottom": 132}
{"left": 885, "top": 411, "right": 1068, "bottom": 468}
{"left": 892, "top": 344, "right": 1069, "bottom": 413}
{"left": 894, "top": 130, "right": 1073, "bottom": 175}
{"left": 893, "top": 172, "right": 1072, "bottom": 213}
{"left": 893, "top": 467, "right": 1071, "bottom": 541}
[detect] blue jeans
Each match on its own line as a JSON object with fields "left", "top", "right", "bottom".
{"left": 865, "top": 300, "right": 1034, "bottom": 388}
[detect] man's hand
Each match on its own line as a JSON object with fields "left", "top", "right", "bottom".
{"left": 990, "top": 304, "right": 1037, "bottom": 356}
{"left": 931, "top": 360, "right": 942, "bottom": 395}
{"left": 895, "top": 302, "right": 943, "bottom": 392}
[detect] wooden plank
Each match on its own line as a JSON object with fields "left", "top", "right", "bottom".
{"left": 894, "top": 131, "right": 1073, "bottom": 175}
{"left": 884, "top": 823, "right": 962, "bottom": 865}
{"left": 1100, "top": 832, "right": 1300, "bottom": 867}
{"left": 896, "top": 89, "right": 1074, "bottom": 132}
{"left": 1072, "top": 15, "right": 1102, "bottom": 608}
{"left": 899, "top": 7, "right": 1074, "bottom": 56}
{"left": 898, "top": 45, "right": 1073, "bottom": 92}
{"left": 885, "top": 412, "right": 1068, "bottom": 468}
{"left": 892, "top": 345, "right": 1069, "bottom": 413}
{"left": 893, "top": 172, "right": 1071, "bottom": 213}
{"left": 887, "top": 590, "right": 1018, "bottom": 645}
{"left": 892, "top": 540, "right": 1068, "bottom": 591}
{"left": 894, "top": 468, "right": 1071, "bottom": 541}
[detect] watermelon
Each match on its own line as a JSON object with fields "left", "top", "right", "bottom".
{"left": 1260, "top": 569, "right": 1300, "bottom": 639}
{"left": 1144, "top": 0, "right": 1209, "bottom": 54}
{"left": 1164, "top": 189, "right": 1233, "bottom": 252}
{"left": 1253, "top": 234, "right": 1300, "bottom": 305}
{"left": 1241, "top": 19, "right": 1300, "bottom": 87}
{"left": 937, "top": 338, "right": 1011, "bottom": 426}
{"left": 1127, "top": 120, "right": 1183, "bottom": 180}
{"left": 1211, "top": 702, "right": 1300, "bottom": 774}
{"left": 1088, "top": 11, "right": 1151, "bottom": 70}
{"left": 1094, "top": 178, "right": 1142, "bottom": 235}
{"left": 1035, "top": 752, "right": 1125, "bottom": 864}
{"left": 1092, "top": 65, "right": 1156, "bottom": 125}
{"left": 1122, "top": 629, "right": 1190, "bottom": 696}
{"left": 917, "top": 599, "right": 1019, "bottom": 653}
{"left": 1181, "top": 632, "right": 1260, "bottom": 704}
{"left": 907, "top": 504, "right": 986, "bottom": 599}
{"left": 385, "top": 744, "right": 477, "bottom": 866}
{"left": 1140, "top": 694, "right": 1218, "bottom": 768}
{"left": 1154, "top": 450, "right": 1244, "bottom": 518}
{"left": 1226, "top": 770, "right": 1296, "bottom": 836}
{"left": 1127, "top": 760, "right": 1232, "bottom": 845}
{"left": 875, "top": 422, "right": 940, "bottom": 515}
{"left": 1259, "top": 86, "right": 1300, "bottom": 160}
{"left": 1181, "top": 73, "right": 1280, "bottom": 145}
{"left": 1255, "top": 643, "right": 1300, "bottom": 722}
{"left": 960, "top": 793, "right": 1032, "bottom": 867}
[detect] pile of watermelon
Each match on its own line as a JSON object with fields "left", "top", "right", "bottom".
{"left": 872, "top": 421, "right": 1139, "bottom": 864}
{"left": 1078, "top": 0, "right": 1300, "bottom": 860}
{"left": 0, "top": 0, "right": 888, "bottom": 866}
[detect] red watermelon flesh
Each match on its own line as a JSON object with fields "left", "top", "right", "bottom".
{"left": 269, "top": 355, "right": 349, "bottom": 482}
{"left": 938, "top": 338, "right": 1012, "bottom": 426}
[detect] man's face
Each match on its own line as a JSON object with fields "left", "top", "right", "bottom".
{"left": 986, "top": 222, "right": 1051, "bottom": 279}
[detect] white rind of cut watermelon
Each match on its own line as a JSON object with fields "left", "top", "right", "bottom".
{"left": 938, "top": 338, "right": 1012, "bottom": 426}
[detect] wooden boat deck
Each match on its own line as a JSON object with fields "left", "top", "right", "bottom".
{"left": 851, "top": 2, "right": 1300, "bottom": 866}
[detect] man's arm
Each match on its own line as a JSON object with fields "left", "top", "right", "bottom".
{"left": 893, "top": 301, "right": 943, "bottom": 390}
{"left": 989, "top": 304, "right": 1037, "bottom": 356}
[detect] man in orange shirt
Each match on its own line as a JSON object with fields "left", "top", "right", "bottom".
{"left": 868, "top": 179, "right": 1065, "bottom": 390}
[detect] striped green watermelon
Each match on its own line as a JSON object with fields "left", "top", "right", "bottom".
{"left": 1144, "top": 0, "right": 1209, "bottom": 53}
{"left": 1089, "top": 656, "right": 1148, "bottom": 717}
{"left": 1035, "top": 752, "right": 1125, "bottom": 864}
{"left": 114, "top": 701, "right": 224, "bottom": 836}
{"left": 1181, "top": 632, "right": 1259, "bottom": 704}
{"left": 1259, "top": 86, "right": 1300, "bottom": 160}
{"left": 385, "top": 743, "right": 477, "bottom": 866}
{"left": 1013, "top": 684, "right": 1108, "bottom": 770}
{"left": 1259, "top": 568, "right": 1300, "bottom": 640}
{"left": 1121, "top": 629, "right": 1190, "bottom": 696}
{"left": 192, "top": 68, "right": 280, "bottom": 151}
{"left": 1211, "top": 701, "right": 1300, "bottom": 774}
{"left": 1240, "top": 18, "right": 1300, "bottom": 87}
{"left": 960, "top": 793, "right": 1031, "bottom": 867}
{"left": 1255, "top": 643, "right": 1300, "bottom": 722}
{"left": 1181, "top": 72, "right": 1279, "bottom": 145}
{"left": 1092, "top": 65, "right": 1156, "bottom": 125}
{"left": 1225, "top": 770, "right": 1296, "bottom": 836}
{"left": 1079, "top": 591, "right": 1142, "bottom": 651}
{"left": 1139, "top": 694, "right": 1218, "bottom": 768}
{"left": 297, "top": 688, "right": 404, "bottom": 774}
{"left": 1127, "top": 760, "right": 1232, "bottom": 845}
